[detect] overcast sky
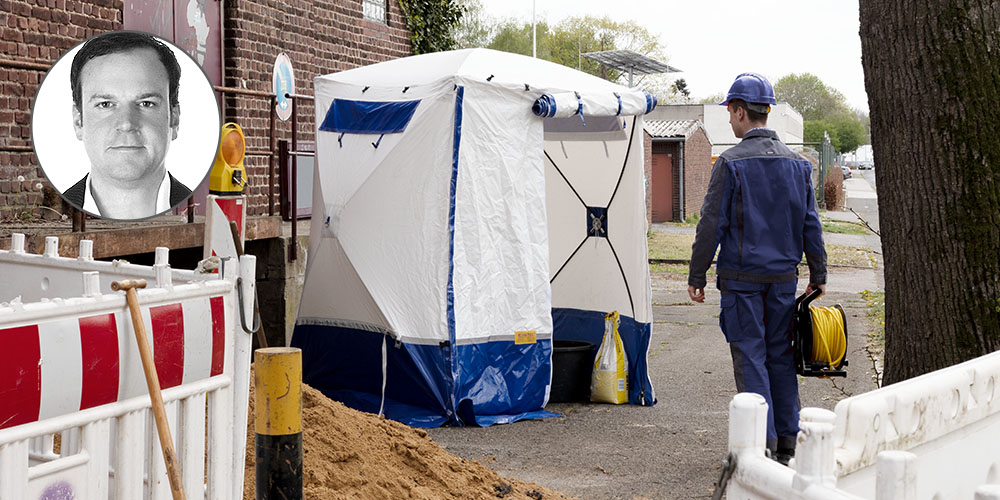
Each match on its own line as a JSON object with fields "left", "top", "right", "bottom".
{"left": 478, "top": 0, "right": 869, "bottom": 113}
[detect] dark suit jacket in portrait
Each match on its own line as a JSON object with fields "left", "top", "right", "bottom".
{"left": 62, "top": 173, "right": 193, "bottom": 213}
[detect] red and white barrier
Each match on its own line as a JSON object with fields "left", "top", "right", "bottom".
{"left": 205, "top": 194, "right": 246, "bottom": 263}
{"left": 0, "top": 234, "right": 255, "bottom": 499}
{"left": 1, "top": 295, "right": 227, "bottom": 428}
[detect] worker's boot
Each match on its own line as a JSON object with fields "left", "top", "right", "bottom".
{"left": 773, "top": 447, "right": 795, "bottom": 466}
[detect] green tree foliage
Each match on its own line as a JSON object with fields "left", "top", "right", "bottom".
{"left": 671, "top": 78, "right": 690, "bottom": 98}
{"left": 774, "top": 73, "right": 849, "bottom": 121}
{"left": 700, "top": 92, "right": 726, "bottom": 104}
{"left": 775, "top": 72, "right": 870, "bottom": 153}
{"left": 398, "top": 0, "right": 466, "bottom": 54}
{"left": 803, "top": 114, "right": 867, "bottom": 154}
{"left": 451, "top": 0, "right": 493, "bottom": 49}
{"left": 455, "top": 13, "right": 670, "bottom": 93}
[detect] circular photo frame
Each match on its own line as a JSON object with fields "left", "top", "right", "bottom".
{"left": 31, "top": 31, "right": 221, "bottom": 221}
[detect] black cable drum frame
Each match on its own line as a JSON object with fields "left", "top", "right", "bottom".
{"left": 794, "top": 288, "right": 849, "bottom": 377}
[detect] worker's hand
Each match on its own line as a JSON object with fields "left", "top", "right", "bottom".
{"left": 804, "top": 283, "right": 826, "bottom": 298}
{"left": 688, "top": 285, "right": 705, "bottom": 303}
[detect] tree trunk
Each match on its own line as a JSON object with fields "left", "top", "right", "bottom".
{"left": 859, "top": 0, "right": 1000, "bottom": 385}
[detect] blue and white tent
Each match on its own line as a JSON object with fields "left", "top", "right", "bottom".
{"left": 291, "top": 48, "right": 656, "bottom": 427}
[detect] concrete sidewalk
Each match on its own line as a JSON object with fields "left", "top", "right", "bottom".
{"left": 428, "top": 267, "right": 880, "bottom": 499}
{"left": 428, "top": 177, "right": 885, "bottom": 499}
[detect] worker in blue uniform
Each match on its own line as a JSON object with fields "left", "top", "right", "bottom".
{"left": 688, "top": 73, "right": 827, "bottom": 465}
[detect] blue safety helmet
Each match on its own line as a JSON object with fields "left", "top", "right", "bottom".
{"left": 720, "top": 72, "right": 776, "bottom": 114}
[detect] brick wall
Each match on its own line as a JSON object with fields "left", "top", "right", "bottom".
{"left": 682, "top": 127, "right": 712, "bottom": 219}
{"left": 0, "top": 0, "right": 123, "bottom": 219}
{"left": 223, "top": 0, "right": 412, "bottom": 215}
{"left": 0, "top": 0, "right": 412, "bottom": 218}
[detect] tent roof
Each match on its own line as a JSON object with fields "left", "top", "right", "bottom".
{"left": 316, "top": 48, "right": 636, "bottom": 95}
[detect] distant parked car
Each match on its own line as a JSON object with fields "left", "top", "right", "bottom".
{"left": 841, "top": 166, "right": 852, "bottom": 179}
{"left": 859, "top": 161, "right": 874, "bottom": 170}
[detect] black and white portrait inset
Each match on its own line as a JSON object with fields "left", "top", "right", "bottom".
{"left": 32, "top": 31, "right": 221, "bottom": 221}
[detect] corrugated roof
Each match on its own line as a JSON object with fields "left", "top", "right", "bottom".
{"left": 644, "top": 119, "right": 703, "bottom": 139}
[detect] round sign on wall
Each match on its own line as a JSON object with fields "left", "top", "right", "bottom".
{"left": 273, "top": 53, "right": 296, "bottom": 121}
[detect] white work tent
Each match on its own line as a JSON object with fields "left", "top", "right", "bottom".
{"left": 291, "top": 48, "right": 656, "bottom": 427}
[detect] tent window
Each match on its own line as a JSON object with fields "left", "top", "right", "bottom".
{"left": 363, "top": 0, "right": 386, "bottom": 23}
{"left": 587, "top": 207, "right": 608, "bottom": 238}
{"left": 319, "top": 99, "right": 420, "bottom": 135}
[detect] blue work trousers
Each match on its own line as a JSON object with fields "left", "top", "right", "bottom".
{"left": 718, "top": 279, "right": 799, "bottom": 451}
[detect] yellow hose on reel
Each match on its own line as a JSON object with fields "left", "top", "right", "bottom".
{"left": 795, "top": 289, "right": 848, "bottom": 378}
{"left": 809, "top": 305, "right": 847, "bottom": 371}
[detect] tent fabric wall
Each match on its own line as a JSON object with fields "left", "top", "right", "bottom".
{"left": 292, "top": 49, "right": 656, "bottom": 427}
{"left": 544, "top": 116, "right": 655, "bottom": 405}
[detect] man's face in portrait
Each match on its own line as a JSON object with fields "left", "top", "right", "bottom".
{"left": 72, "top": 47, "right": 180, "bottom": 184}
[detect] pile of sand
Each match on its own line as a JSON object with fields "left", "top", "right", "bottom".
{"left": 242, "top": 376, "right": 573, "bottom": 500}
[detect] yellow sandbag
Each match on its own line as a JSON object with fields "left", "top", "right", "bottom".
{"left": 591, "top": 311, "right": 628, "bottom": 404}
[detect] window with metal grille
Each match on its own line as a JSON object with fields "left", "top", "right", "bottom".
{"left": 363, "top": 0, "right": 386, "bottom": 23}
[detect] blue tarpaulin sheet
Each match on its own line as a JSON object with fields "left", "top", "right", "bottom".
{"left": 290, "top": 324, "right": 559, "bottom": 427}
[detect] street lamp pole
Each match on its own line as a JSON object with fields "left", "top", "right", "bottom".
{"left": 532, "top": 0, "right": 537, "bottom": 58}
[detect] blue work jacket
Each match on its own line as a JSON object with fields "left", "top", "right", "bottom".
{"left": 688, "top": 128, "right": 826, "bottom": 289}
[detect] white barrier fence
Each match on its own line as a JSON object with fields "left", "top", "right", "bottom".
{"left": 0, "top": 234, "right": 255, "bottom": 499}
{"left": 725, "top": 349, "right": 1000, "bottom": 499}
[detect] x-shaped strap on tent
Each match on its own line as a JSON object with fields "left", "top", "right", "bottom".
{"left": 547, "top": 118, "right": 637, "bottom": 317}
{"left": 588, "top": 207, "right": 607, "bottom": 237}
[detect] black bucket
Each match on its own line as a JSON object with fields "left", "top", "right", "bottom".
{"left": 549, "top": 340, "right": 595, "bottom": 403}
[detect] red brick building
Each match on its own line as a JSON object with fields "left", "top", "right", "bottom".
{"left": 642, "top": 119, "right": 712, "bottom": 225}
{"left": 0, "top": 0, "right": 413, "bottom": 218}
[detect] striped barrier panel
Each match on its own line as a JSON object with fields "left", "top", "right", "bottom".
{"left": 0, "top": 235, "right": 256, "bottom": 500}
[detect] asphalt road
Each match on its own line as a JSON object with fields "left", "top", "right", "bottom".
{"left": 428, "top": 173, "right": 885, "bottom": 499}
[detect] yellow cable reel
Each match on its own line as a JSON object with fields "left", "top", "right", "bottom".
{"left": 794, "top": 290, "right": 848, "bottom": 378}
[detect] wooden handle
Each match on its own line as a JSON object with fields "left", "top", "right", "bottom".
{"left": 229, "top": 221, "right": 244, "bottom": 257}
{"left": 111, "top": 279, "right": 147, "bottom": 291}
{"left": 121, "top": 287, "right": 186, "bottom": 500}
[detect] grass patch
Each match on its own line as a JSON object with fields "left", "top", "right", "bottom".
{"left": 648, "top": 237, "right": 876, "bottom": 272}
{"left": 649, "top": 263, "right": 689, "bottom": 274}
{"left": 649, "top": 262, "right": 712, "bottom": 281}
{"left": 860, "top": 289, "right": 885, "bottom": 352}
{"left": 821, "top": 218, "right": 869, "bottom": 235}
{"left": 647, "top": 232, "right": 695, "bottom": 260}
{"left": 824, "top": 244, "right": 876, "bottom": 267}
{"left": 648, "top": 341, "right": 670, "bottom": 359}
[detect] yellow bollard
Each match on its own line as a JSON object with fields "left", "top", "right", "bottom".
{"left": 255, "top": 347, "right": 303, "bottom": 500}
